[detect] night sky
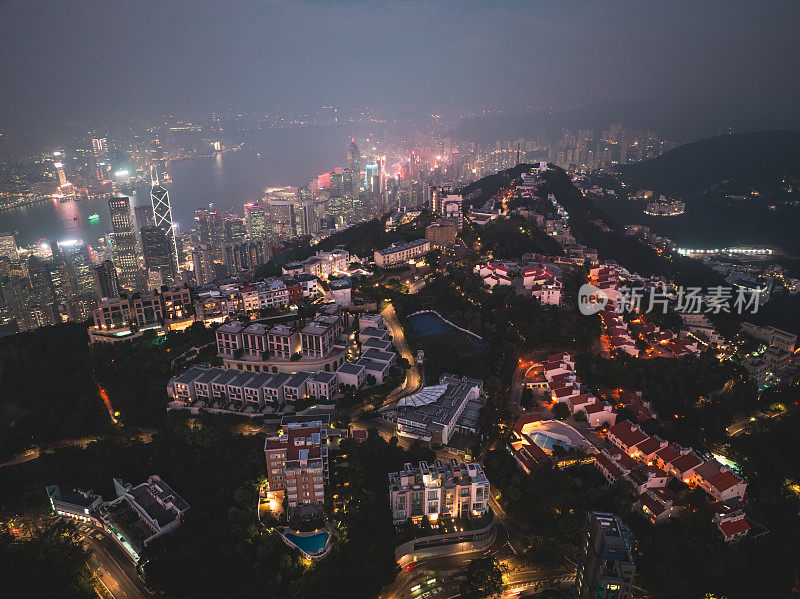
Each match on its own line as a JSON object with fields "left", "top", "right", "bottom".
{"left": 1, "top": 0, "right": 799, "bottom": 137}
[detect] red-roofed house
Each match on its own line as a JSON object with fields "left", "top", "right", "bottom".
{"left": 594, "top": 452, "right": 626, "bottom": 484}
{"left": 666, "top": 451, "right": 704, "bottom": 483}
{"left": 631, "top": 436, "right": 666, "bottom": 461}
{"left": 702, "top": 469, "right": 748, "bottom": 502}
{"left": 581, "top": 401, "right": 617, "bottom": 428}
{"left": 715, "top": 512, "right": 750, "bottom": 543}
{"left": 607, "top": 421, "right": 649, "bottom": 453}
{"left": 653, "top": 443, "right": 683, "bottom": 470}
{"left": 637, "top": 489, "right": 676, "bottom": 524}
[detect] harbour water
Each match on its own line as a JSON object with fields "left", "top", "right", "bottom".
{"left": 0, "top": 125, "right": 366, "bottom": 249}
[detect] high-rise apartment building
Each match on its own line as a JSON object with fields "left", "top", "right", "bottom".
{"left": 194, "top": 209, "right": 225, "bottom": 262}
{"left": 264, "top": 420, "right": 329, "bottom": 511}
{"left": 108, "top": 197, "right": 140, "bottom": 290}
{"left": 574, "top": 512, "right": 636, "bottom": 599}
{"left": 191, "top": 243, "right": 216, "bottom": 286}
{"left": 223, "top": 240, "right": 269, "bottom": 275}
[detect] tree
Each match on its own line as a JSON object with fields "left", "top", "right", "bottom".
{"left": 553, "top": 402, "right": 571, "bottom": 420}
{"left": 365, "top": 374, "right": 377, "bottom": 387}
{"left": 460, "top": 557, "right": 506, "bottom": 599}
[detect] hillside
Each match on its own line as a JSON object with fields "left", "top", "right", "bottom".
{"left": 616, "top": 130, "right": 800, "bottom": 194}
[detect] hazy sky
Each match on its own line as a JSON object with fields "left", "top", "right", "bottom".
{"left": 1, "top": 0, "right": 799, "bottom": 137}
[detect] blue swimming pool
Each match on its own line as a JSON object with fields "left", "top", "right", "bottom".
{"left": 530, "top": 432, "right": 569, "bottom": 452}
{"left": 283, "top": 531, "right": 330, "bottom": 556}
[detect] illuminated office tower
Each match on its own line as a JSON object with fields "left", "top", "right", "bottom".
{"left": 107, "top": 196, "right": 140, "bottom": 290}
{"left": 141, "top": 225, "right": 174, "bottom": 286}
{"left": 265, "top": 187, "right": 301, "bottom": 240}
{"left": 194, "top": 209, "right": 224, "bottom": 262}
{"left": 92, "top": 260, "right": 120, "bottom": 299}
{"left": 347, "top": 139, "right": 361, "bottom": 176}
{"left": 244, "top": 203, "right": 269, "bottom": 240}
{"left": 92, "top": 137, "right": 110, "bottom": 181}
{"left": 0, "top": 231, "right": 19, "bottom": 262}
{"left": 225, "top": 216, "right": 247, "bottom": 243}
{"left": 365, "top": 164, "right": 378, "bottom": 192}
{"left": 64, "top": 245, "right": 95, "bottom": 296}
{"left": 135, "top": 204, "right": 155, "bottom": 230}
{"left": 53, "top": 160, "right": 67, "bottom": 186}
{"left": 149, "top": 168, "right": 179, "bottom": 283}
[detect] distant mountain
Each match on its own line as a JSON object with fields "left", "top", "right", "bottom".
{"left": 615, "top": 130, "right": 800, "bottom": 195}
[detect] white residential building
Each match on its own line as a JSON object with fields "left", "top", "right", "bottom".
{"left": 388, "top": 459, "right": 490, "bottom": 523}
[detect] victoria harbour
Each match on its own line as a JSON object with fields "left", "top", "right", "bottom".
{"left": 2, "top": 125, "right": 362, "bottom": 248}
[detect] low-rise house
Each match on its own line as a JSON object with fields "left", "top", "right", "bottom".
{"left": 337, "top": 362, "right": 366, "bottom": 389}
{"left": 715, "top": 511, "right": 751, "bottom": 543}
{"left": 306, "top": 371, "right": 338, "bottom": 401}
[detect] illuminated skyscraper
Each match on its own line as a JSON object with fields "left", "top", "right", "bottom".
{"left": 93, "top": 260, "right": 120, "bottom": 299}
{"left": 149, "top": 168, "right": 179, "bottom": 283}
{"left": 92, "top": 137, "right": 110, "bottom": 181}
{"left": 135, "top": 204, "right": 155, "bottom": 230}
{"left": 0, "top": 232, "right": 19, "bottom": 262}
{"left": 265, "top": 187, "right": 304, "bottom": 240}
{"left": 347, "top": 139, "right": 361, "bottom": 176}
{"left": 244, "top": 203, "right": 268, "bottom": 240}
{"left": 225, "top": 216, "right": 247, "bottom": 243}
{"left": 107, "top": 196, "right": 140, "bottom": 290}
{"left": 141, "top": 225, "right": 174, "bottom": 287}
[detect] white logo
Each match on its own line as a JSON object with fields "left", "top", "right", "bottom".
{"left": 578, "top": 284, "right": 608, "bottom": 316}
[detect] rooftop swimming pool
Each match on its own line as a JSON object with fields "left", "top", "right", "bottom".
{"left": 282, "top": 530, "right": 330, "bottom": 557}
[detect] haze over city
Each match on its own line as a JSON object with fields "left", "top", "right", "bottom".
{"left": 2, "top": 0, "right": 800, "bottom": 141}
{"left": 1, "top": 3, "right": 800, "bottom": 599}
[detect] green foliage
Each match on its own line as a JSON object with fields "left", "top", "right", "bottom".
{"left": 552, "top": 402, "right": 571, "bottom": 420}
{"left": 0, "top": 322, "right": 215, "bottom": 460}
{"left": 477, "top": 215, "right": 563, "bottom": 259}
{"left": 460, "top": 557, "right": 506, "bottom": 598}
{"left": 391, "top": 267, "right": 599, "bottom": 386}
{"left": 574, "top": 353, "right": 756, "bottom": 448}
{"left": 0, "top": 521, "right": 95, "bottom": 599}
{"left": 617, "top": 130, "right": 800, "bottom": 196}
